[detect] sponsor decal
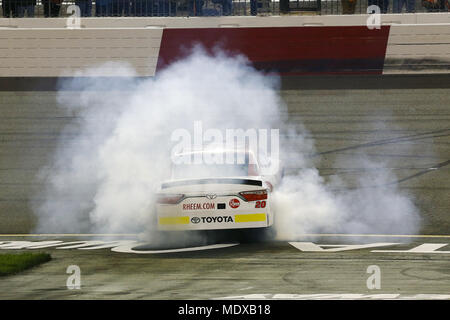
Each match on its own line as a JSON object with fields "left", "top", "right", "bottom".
{"left": 159, "top": 216, "right": 190, "bottom": 225}
{"left": 191, "top": 217, "right": 201, "bottom": 224}
{"left": 235, "top": 214, "right": 266, "bottom": 223}
{"left": 229, "top": 198, "right": 240, "bottom": 209}
{"left": 190, "top": 216, "right": 234, "bottom": 224}
{"left": 183, "top": 203, "right": 215, "bottom": 210}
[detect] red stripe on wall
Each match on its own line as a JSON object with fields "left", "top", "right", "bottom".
{"left": 156, "top": 26, "right": 391, "bottom": 75}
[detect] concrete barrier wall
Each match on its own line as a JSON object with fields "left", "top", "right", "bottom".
{"left": 0, "top": 28, "right": 162, "bottom": 76}
{"left": 0, "top": 14, "right": 449, "bottom": 77}
{"left": 384, "top": 24, "right": 450, "bottom": 74}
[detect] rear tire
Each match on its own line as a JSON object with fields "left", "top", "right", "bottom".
{"left": 233, "top": 226, "right": 275, "bottom": 243}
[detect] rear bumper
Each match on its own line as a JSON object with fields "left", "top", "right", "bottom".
{"left": 157, "top": 212, "right": 272, "bottom": 231}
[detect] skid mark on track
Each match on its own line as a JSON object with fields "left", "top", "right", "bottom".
{"left": 312, "top": 129, "right": 450, "bottom": 157}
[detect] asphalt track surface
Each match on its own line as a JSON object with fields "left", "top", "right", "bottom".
{"left": 0, "top": 75, "right": 449, "bottom": 299}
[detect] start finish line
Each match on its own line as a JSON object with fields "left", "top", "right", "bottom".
{"left": 0, "top": 240, "right": 449, "bottom": 254}
{"left": 0, "top": 240, "right": 239, "bottom": 254}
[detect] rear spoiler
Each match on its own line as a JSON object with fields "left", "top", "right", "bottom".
{"left": 161, "top": 178, "right": 262, "bottom": 189}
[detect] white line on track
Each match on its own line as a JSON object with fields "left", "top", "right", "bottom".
{"left": 0, "top": 240, "right": 240, "bottom": 253}
{"left": 111, "top": 243, "right": 239, "bottom": 254}
{"left": 214, "top": 293, "right": 450, "bottom": 300}
{"left": 0, "top": 234, "right": 139, "bottom": 237}
{"left": 1, "top": 233, "right": 450, "bottom": 238}
{"left": 288, "top": 233, "right": 450, "bottom": 238}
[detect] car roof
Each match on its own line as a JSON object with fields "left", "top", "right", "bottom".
{"left": 174, "top": 149, "right": 254, "bottom": 156}
{"left": 172, "top": 149, "right": 259, "bottom": 166}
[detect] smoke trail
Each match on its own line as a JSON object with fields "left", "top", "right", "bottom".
{"left": 274, "top": 160, "right": 421, "bottom": 240}
{"left": 33, "top": 47, "right": 420, "bottom": 242}
{"left": 274, "top": 121, "right": 421, "bottom": 241}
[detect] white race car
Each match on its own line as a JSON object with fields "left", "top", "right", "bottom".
{"left": 156, "top": 150, "right": 280, "bottom": 232}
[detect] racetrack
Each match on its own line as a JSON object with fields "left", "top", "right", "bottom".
{"left": 0, "top": 236, "right": 449, "bottom": 299}
{"left": 0, "top": 75, "right": 449, "bottom": 299}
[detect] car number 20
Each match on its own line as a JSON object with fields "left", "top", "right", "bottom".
{"left": 255, "top": 201, "right": 266, "bottom": 208}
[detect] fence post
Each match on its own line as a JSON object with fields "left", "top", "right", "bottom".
{"left": 280, "top": 0, "right": 290, "bottom": 13}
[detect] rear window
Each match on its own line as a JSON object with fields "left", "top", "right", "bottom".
{"left": 171, "top": 163, "right": 250, "bottom": 180}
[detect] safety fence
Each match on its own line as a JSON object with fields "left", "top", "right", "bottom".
{"left": 1, "top": 0, "right": 448, "bottom": 17}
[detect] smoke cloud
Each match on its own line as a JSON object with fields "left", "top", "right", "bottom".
{"left": 33, "top": 47, "right": 420, "bottom": 242}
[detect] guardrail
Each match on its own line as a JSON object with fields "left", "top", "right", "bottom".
{"left": 1, "top": 0, "right": 448, "bottom": 17}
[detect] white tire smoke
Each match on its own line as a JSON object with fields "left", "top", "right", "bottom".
{"left": 33, "top": 47, "right": 420, "bottom": 241}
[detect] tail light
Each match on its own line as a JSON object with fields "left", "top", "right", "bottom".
{"left": 239, "top": 190, "right": 267, "bottom": 202}
{"left": 156, "top": 194, "right": 184, "bottom": 204}
{"left": 265, "top": 181, "right": 273, "bottom": 192}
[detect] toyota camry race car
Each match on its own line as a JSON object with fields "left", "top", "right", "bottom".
{"left": 156, "top": 150, "right": 280, "bottom": 231}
